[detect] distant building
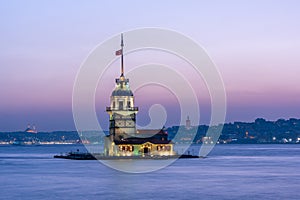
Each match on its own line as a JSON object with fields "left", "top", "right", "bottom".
{"left": 104, "top": 35, "right": 174, "bottom": 156}
{"left": 25, "top": 124, "right": 37, "bottom": 133}
{"left": 186, "top": 116, "right": 191, "bottom": 130}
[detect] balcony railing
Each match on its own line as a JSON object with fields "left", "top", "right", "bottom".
{"left": 106, "top": 107, "right": 138, "bottom": 112}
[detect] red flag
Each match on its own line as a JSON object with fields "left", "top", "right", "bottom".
{"left": 115, "top": 49, "right": 122, "bottom": 56}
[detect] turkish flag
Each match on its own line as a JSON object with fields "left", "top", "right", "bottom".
{"left": 115, "top": 49, "right": 122, "bottom": 56}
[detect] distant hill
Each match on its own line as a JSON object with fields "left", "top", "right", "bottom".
{"left": 167, "top": 118, "right": 300, "bottom": 144}
{"left": 1, "top": 118, "right": 299, "bottom": 144}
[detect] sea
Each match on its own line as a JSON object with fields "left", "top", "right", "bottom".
{"left": 0, "top": 144, "right": 299, "bottom": 200}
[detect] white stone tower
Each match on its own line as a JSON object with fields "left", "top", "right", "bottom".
{"left": 106, "top": 34, "right": 138, "bottom": 143}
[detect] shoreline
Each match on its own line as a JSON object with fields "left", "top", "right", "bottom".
{"left": 54, "top": 152, "right": 202, "bottom": 160}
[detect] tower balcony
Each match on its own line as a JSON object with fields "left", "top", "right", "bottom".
{"left": 106, "top": 107, "right": 138, "bottom": 112}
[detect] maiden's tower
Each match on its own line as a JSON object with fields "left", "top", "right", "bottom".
{"left": 104, "top": 34, "right": 174, "bottom": 157}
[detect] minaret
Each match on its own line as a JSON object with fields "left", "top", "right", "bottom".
{"left": 186, "top": 116, "right": 191, "bottom": 130}
{"left": 106, "top": 34, "right": 138, "bottom": 144}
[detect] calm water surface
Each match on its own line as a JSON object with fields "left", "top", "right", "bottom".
{"left": 0, "top": 144, "right": 299, "bottom": 200}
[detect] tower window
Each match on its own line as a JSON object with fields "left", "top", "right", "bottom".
{"left": 127, "top": 101, "right": 131, "bottom": 108}
{"left": 119, "top": 101, "right": 123, "bottom": 110}
{"left": 113, "top": 101, "right": 115, "bottom": 108}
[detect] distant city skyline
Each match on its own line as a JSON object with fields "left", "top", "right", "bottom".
{"left": 1, "top": 1, "right": 300, "bottom": 131}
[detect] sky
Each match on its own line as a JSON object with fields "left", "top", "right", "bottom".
{"left": 1, "top": 0, "right": 300, "bottom": 131}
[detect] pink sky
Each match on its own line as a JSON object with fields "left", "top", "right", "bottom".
{"left": 1, "top": 0, "right": 300, "bottom": 131}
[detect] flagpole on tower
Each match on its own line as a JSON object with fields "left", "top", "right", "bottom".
{"left": 121, "top": 33, "right": 124, "bottom": 77}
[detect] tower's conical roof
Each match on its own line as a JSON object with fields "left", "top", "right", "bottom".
{"left": 112, "top": 88, "right": 133, "bottom": 96}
